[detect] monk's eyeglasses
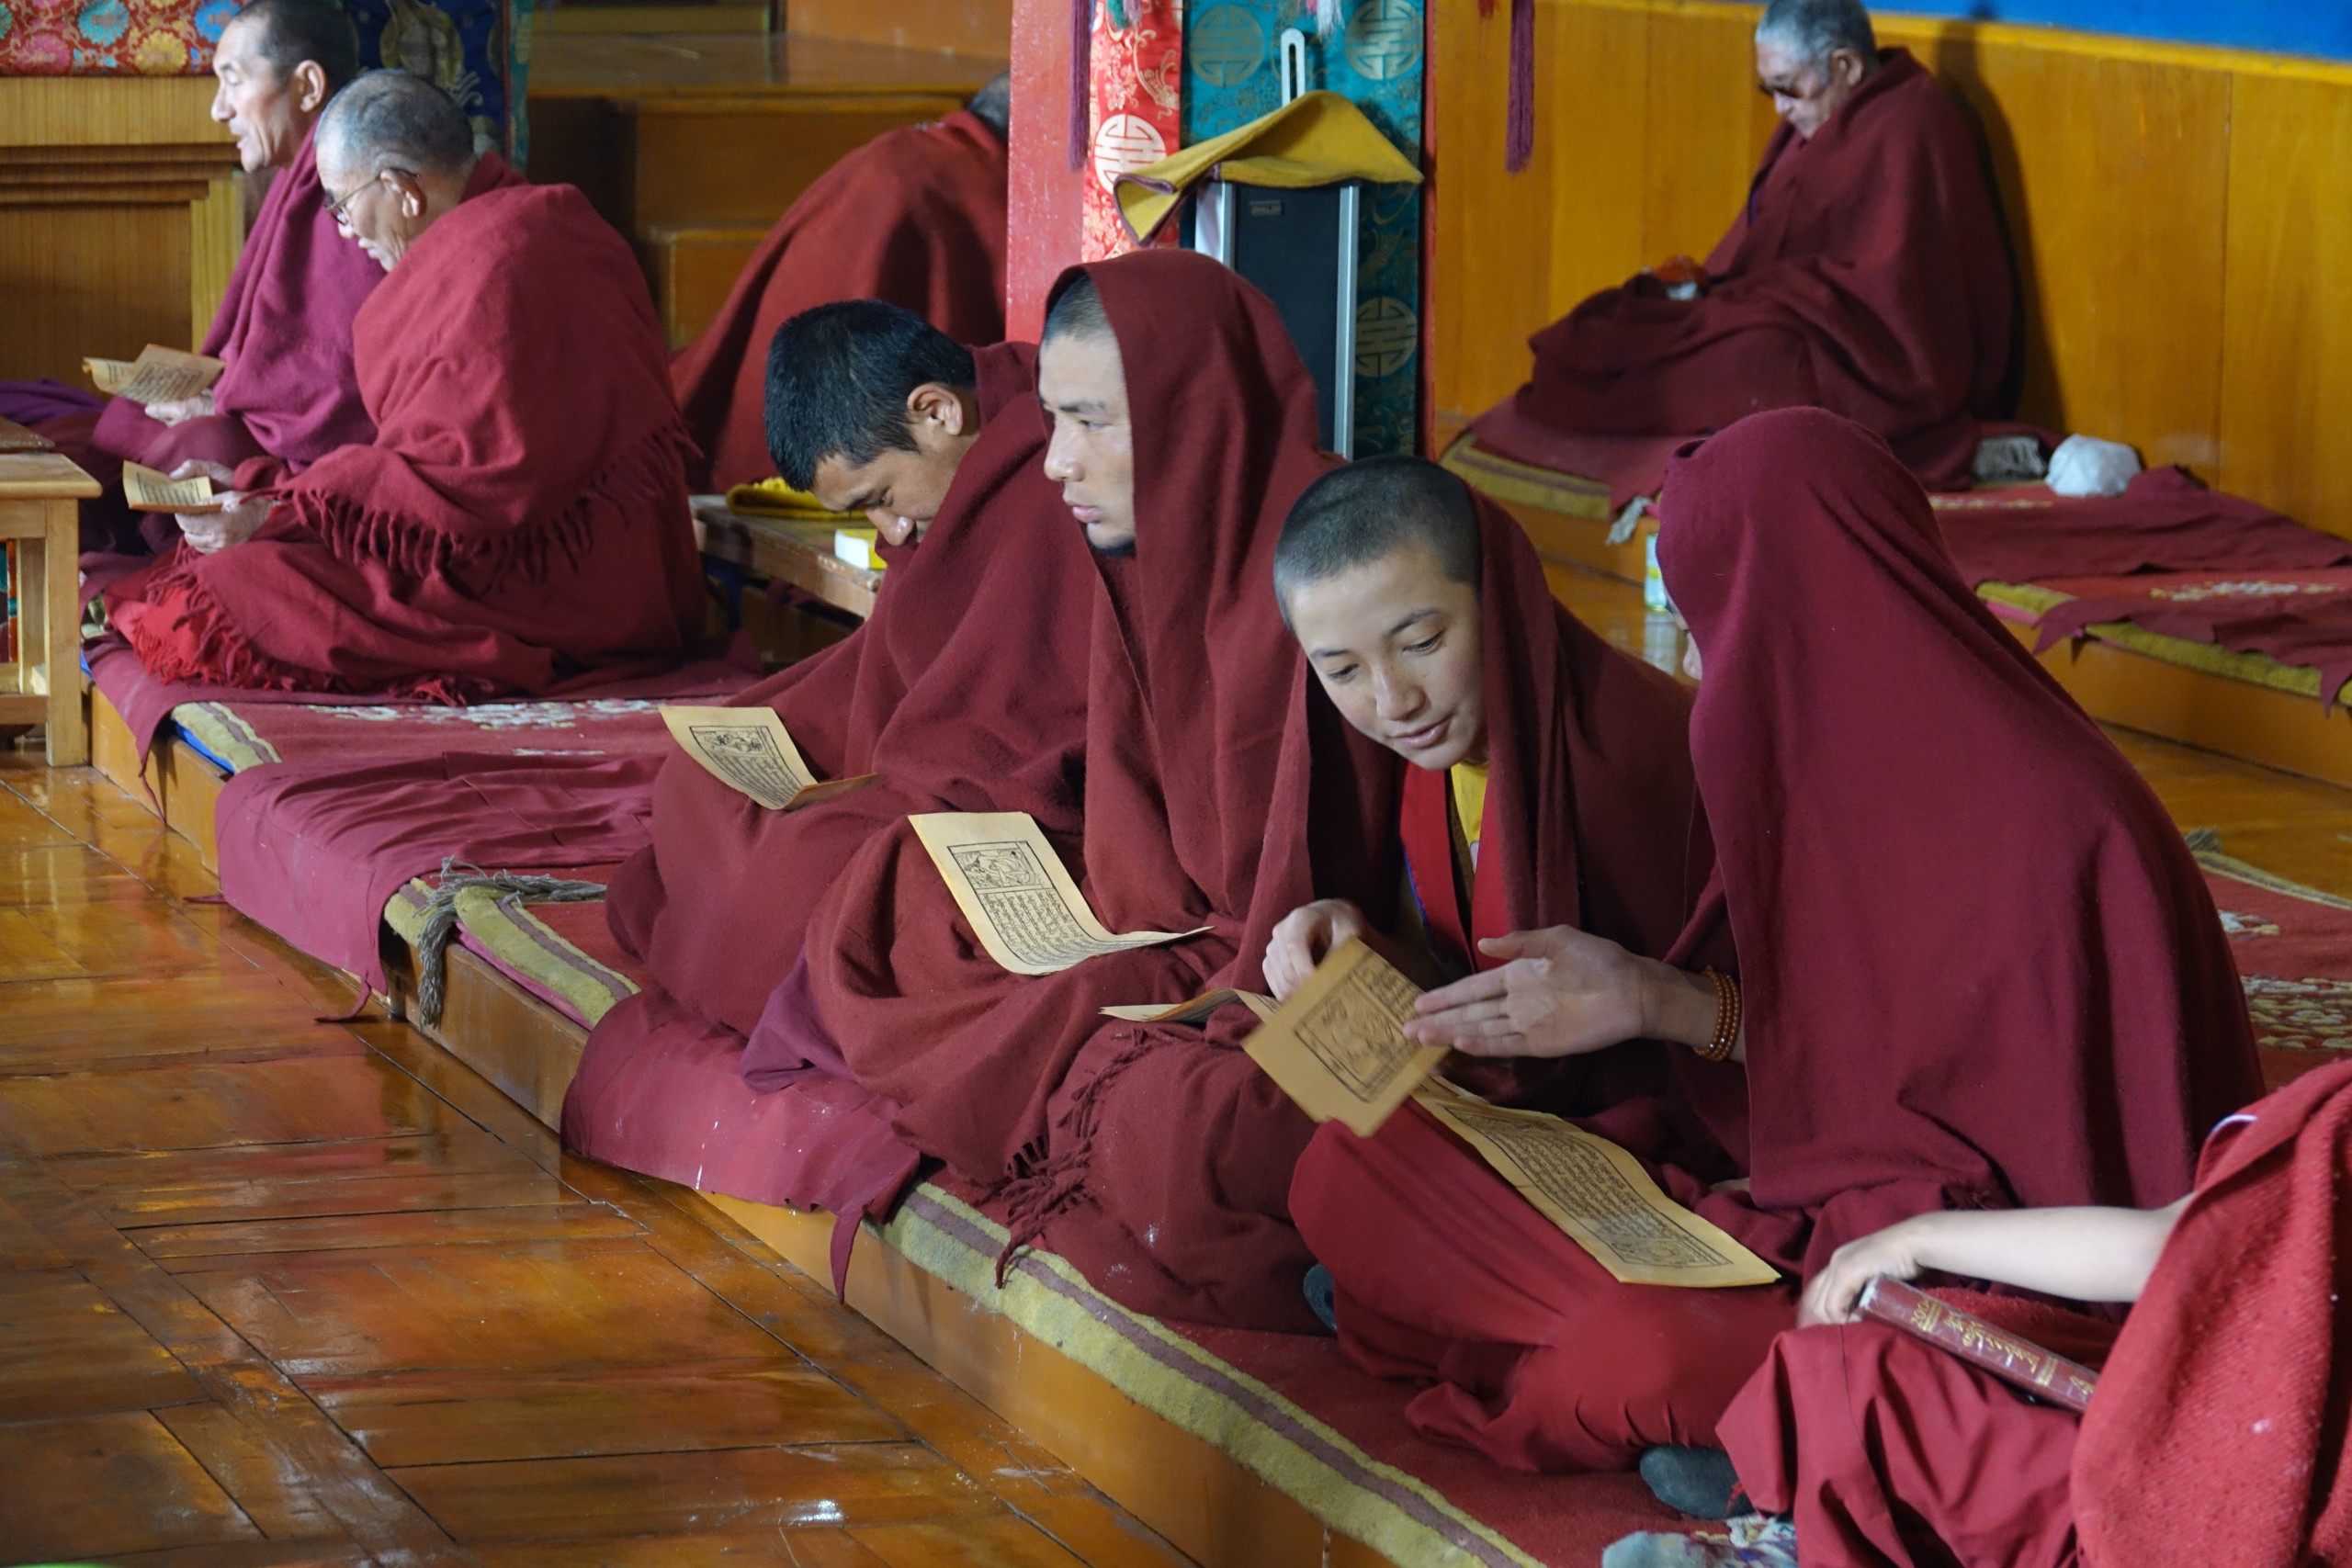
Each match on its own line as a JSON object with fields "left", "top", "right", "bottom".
{"left": 322, "top": 166, "right": 416, "bottom": 222}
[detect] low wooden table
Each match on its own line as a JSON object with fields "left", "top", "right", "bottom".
{"left": 0, "top": 451, "right": 99, "bottom": 765}
{"left": 692, "top": 498, "right": 880, "bottom": 621}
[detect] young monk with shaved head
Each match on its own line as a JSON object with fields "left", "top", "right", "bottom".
{"left": 107, "top": 71, "right": 703, "bottom": 698}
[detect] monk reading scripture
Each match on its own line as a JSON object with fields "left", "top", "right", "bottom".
{"left": 598, "top": 300, "right": 1095, "bottom": 1042}
{"left": 1470, "top": 0, "right": 2011, "bottom": 495}
{"left": 1289, "top": 408, "right": 2259, "bottom": 1479}
{"left": 792, "top": 252, "right": 1396, "bottom": 1332}
{"left": 671, "top": 75, "right": 1011, "bottom": 491}
{"left": 88, "top": 0, "right": 385, "bottom": 484}
{"left": 107, "top": 72, "right": 703, "bottom": 701}
{"left": 1702, "top": 1056, "right": 2352, "bottom": 1568}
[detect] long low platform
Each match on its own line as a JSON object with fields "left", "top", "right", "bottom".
{"left": 85, "top": 689, "right": 1433, "bottom": 1568}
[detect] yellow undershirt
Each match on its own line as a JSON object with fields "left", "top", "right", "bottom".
{"left": 1449, "top": 761, "right": 1488, "bottom": 865}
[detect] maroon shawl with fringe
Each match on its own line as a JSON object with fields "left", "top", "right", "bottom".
{"left": 1478, "top": 51, "right": 2011, "bottom": 493}
{"left": 797, "top": 251, "right": 1398, "bottom": 1325}
{"left": 671, "top": 111, "right": 1007, "bottom": 491}
{"left": 91, "top": 128, "right": 388, "bottom": 479}
{"left": 603, "top": 342, "right": 1098, "bottom": 1036}
{"left": 107, "top": 174, "right": 705, "bottom": 702}
{"left": 1658, "top": 408, "right": 2259, "bottom": 1279}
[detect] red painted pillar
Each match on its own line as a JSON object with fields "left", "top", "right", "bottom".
{"left": 1005, "top": 0, "right": 1089, "bottom": 340}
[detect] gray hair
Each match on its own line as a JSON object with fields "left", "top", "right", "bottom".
{"left": 966, "top": 72, "right": 1011, "bottom": 141}
{"left": 316, "top": 68, "right": 475, "bottom": 179}
{"left": 1755, "top": 0, "right": 1876, "bottom": 70}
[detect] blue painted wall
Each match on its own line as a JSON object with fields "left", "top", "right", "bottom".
{"left": 1894, "top": 3, "right": 2352, "bottom": 62}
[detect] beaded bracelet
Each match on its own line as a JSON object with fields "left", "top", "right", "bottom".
{"left": 1695, "top": 968, "right": 1741, "bottom": 1062}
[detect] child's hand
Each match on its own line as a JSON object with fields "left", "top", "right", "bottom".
{"left": 1264, "top": 899, "right": 1368, "bottom": 1001}
{"left": 1800, "top": 1216, "right": 1935, "bottom": 1326}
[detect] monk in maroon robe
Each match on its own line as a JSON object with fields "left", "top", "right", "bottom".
{"left": 1717, "top": 1055, "right": 2352, "bottom": 1568}
{"left": 107, "top": 72, "right": 702, "bottom": 701}
{"left": 793, "top": 251, "right": 1397, "bottom": 1332}
{"left": 1472, "top": 0, "right": 2010, "bottom": 495}
{"left": 599, "top": 301, "right": 1096, "bottom": 1042}
{"left": 670, "top": 76, "right": 1009, "bottom": 491}
{"left": 1290, "top": 408, "right": 2258, "bottom": 1473}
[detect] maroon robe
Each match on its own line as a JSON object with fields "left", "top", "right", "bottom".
{"left": 796, "top": 250, "right": 1397, "bottom": 1332}
{"left": 1475, "top": 51, "right": 2011, "bottom": 494}
{"left": 91, "top": 128, "right": 388, "bottom": 480}
{"left": 671, "top": 110, "right": 1008, "bottom": 491}
{"left": 107, "top": 167, "right": 704, "bottom": 701}
{"left": 1723, "top": 1059, "right": 2352, "bottom": 1568}
{"left": 1290, "top": 409, "right": 2257, "bottom": 1473}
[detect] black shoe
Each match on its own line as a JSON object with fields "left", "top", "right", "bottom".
{"left": 1303, "top": 1263, "right": 1338, "bottom": 1333}
{"left": 1637, "top": 1444, "right": 1739, "bottom": 1520}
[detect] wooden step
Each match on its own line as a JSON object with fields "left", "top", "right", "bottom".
{"left": 643, "top": 220, "right": 770, "bottom": 347}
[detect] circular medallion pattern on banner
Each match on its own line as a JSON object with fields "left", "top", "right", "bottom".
{"left": 1355, "top": 295, "right": 1418, "bottom": 377}
{"left": 1190, "top": 4, "right": 1264, "bottom": 87}
{"left": 1093, "top": 112, "right": 1169, "bottom": 192}
{"left": 1344, "top": 0, "right": 1421, "bottom": 81}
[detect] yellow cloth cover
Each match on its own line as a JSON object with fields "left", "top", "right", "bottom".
{"left": 1450, "top": 761, "right": 1487, "bottom": 849}
{"left": 1114, "top": 90, "right": 1423, "bottom": 244}
{"left": 723, "top": 477, "right": 850, "bottom": 520}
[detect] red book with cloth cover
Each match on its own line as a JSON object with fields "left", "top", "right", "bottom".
{"left": 1859, "top": 1275, "right": 2099, "bottom": 1414}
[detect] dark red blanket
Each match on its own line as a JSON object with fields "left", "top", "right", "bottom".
{"left": 1657, "top": 409, "right": 2260, "bottom": 1279}
{"left": 90, "top": 129, "right": 384, "bottom": 479}
{"left": 671, "top": 110, "right": 1008, "bottom": 491}
{"left": 2030, "top": 569, "right": 2352, "bottom": 706}
{"left": 1482, "top": 51, "right": 2010, "bottom": 494}
{"left": 1937, "top": 468, "right": 2352, "bottom": 585}
{"left": 108, "top": 173, "right": 705, "bottom": 702}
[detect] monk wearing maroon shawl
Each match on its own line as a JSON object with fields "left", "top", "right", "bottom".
{"left": 1472, "top": 0, "right": 2010, "bottom": 494}
{"left": 107, "top": 72, "right": 702, "bottom": 701}
{"left": 1711, "top": 1057, "right": 2352, "bottom": 1568}
{"left": 671, "top": 75, "right": 1010, "bottom": 491}
{"left": 1290, "top": 408, "right": 2259, "bottom": 1476}
{"left": 793, "top": 252, "right": 1396, "bottom": 1332}
{"left": 600, "top": 301, "right": 1094, "bottom": 1041}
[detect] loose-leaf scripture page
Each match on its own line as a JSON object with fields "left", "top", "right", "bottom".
{"left": 1417, "top": 1094, "right": 1781, "bottom": 1288}
{"left": 120, "top": 463, "right": 225, "bottom": 513}
{"left": 660, "top": 705, "right": 875, "bottom": 812}
{"left": 910, "top": 811, "right": 1208, "bottom": 977}
{"left": 1241, "top": 938, "right": 1447, "bottom": 1136}
{"left": 87, "top": 344, "right": 226, "bottom": 406}
{"left": 1102, "top": 988, "right": 1277, "bottom": 1024}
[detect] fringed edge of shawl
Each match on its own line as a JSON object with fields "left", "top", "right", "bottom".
{"left": 118, "top": 547, "right": 496, "bottom": 706}
{"left": 277, "top": 419, "right": 695, "bottom": 593}
{"left": 992, "top": 1026, "right": 1156, "bottom": 1285}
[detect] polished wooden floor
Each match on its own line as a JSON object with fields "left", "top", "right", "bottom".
{"left": 8, "top": 565, "right": 2352, "bottom": 1563}
{"left": 0, "top": 750, "right": 1190, "bottom": 1566}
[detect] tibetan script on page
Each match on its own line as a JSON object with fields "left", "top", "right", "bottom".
{"left": 1242, "top": 938, "right": 1445, "bottom": 1136}
{"left": 121, "top": 462, "right": 224, "bottom": 513}
{"left": 661, "top": 705, "right": 874, "bottom": 812}
{"left": 87, "top": 344, "right": 225, "bottom": 406}
{"left": 910, "top": 811, "right": 1207, "bottom": 977}
{"left": 1418, "top": 1096, "right": 1781, "bottom": 1289}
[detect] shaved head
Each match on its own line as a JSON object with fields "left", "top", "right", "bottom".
{"left": 1042, "top": 271, "right": 1113, "bottom": 347}
{"left": 317, "top": 69, "right": 475, "bottom": 180}
{"left": 1274, "top": 456, "right": 1482, "bottom": 619}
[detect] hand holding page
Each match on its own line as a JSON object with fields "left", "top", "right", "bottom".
{"left": 660, "top": 705, "right": 876, "bottom": 812}
{"left": 86, "top": 345, "right": 226, "bottom": 406}
{"left": 910, "top": 811, "right": 1209, "bottom": 976}
{"left": 1102, "top": 988, "right": 1277, "bottom": 1024}
{"left": 1417, "top": 1094, "right": 1781, "bottom": 1288}
{"left": 1242, "top": 939, "right": 1446, "bottom": 1136}
{"left": 121, "top": 463, "right": 227, "bottom": 513}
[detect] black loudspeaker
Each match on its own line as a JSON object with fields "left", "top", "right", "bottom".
{"left": 1189, "top": 179, "right": 1361, "bottom": 457}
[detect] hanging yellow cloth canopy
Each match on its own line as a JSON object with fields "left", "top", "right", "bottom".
{"left": 1113, "top": 89, "right": 1423, "bottom": 245}
{"left": 723, "top": 476, "right": 848, "bottom": 519}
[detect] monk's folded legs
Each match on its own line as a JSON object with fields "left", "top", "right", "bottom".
{"left": 1292, "top": 1103, "right": 1793, "bottom": 1472}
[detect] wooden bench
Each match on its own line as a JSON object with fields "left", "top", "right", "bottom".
{"left": 0, "top": 451, "right": 98, "bottom": 765}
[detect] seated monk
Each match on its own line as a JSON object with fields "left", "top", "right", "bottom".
{"left": 1262, "top": 456, "right": 1709, "bottom": 1100}
{"left": 1288, "top": 408, "right": 2259, "bottom": 1476}
{"left": 1707, "top": 1056, "right": 2352, "bottom": 1568}
{"left": 106, "top": 71, "right": 703, "bottom": 700}
{"left": 671, "top": 73, "right": 1010, "bottom": 491}
{"left": 598, "top": 299, "right": 1096, "bottom": 1042}
{"left": 1471, "top": 0, "right": 2010, "bottom": 494}
{"left": 790, "top": 252, "right": 1399, "bottom": 1332}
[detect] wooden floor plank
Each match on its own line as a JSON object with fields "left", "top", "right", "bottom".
{"left": 0, "top": 1410, "right": 263, "bottom": 1560}
{"left": 0, "top": 1268, "right": 208, "bottom": 1420}
{"left": 0, "top": 973, "right": 364, "bottom": 1074}
{"left": 134, "top": 1201, "right": 650, "bottom": 1267}
{"left": 60, "top": 1132, "right": 568, "bottom": 1227}
{"left": 0, "top": 1054, "right": 458, "bottom": 1158}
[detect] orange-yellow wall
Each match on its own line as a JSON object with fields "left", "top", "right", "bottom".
{"left": 1429, "top": 0, "right": 2352, "bottom": 538}
{"left": 787, "top": 0, "right": 1012, "bottom": 55}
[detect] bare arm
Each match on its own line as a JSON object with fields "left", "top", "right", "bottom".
{"left": 1801, "top": 1200, "right": 2190, "bottom": 1326}
{"left": 1402, "top": 927, "right": 1743, "bottom": 1063}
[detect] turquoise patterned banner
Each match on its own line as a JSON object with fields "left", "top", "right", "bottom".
{"left": 1184, "top": 0, "right": 1425, "bottom": 457}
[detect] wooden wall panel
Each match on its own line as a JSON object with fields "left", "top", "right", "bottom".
{"left": 2217, "top": 73, "right": 2352, "bottom": 538}
{"left": 0, "top": 208, "right": 193, "bottom": 386}
{"left": 1430, "top": 0, "right": 2352, "bottom": 542}
{"left": 786, "top": 0, "right": 1011, "bottom": 56}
